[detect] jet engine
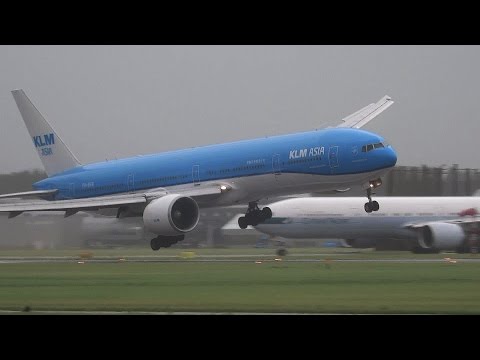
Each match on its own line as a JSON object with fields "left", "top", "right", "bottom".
{"left": 143, "top": 194, "right": 200, "bottom": 236}
{"left": 415, "top": 222, "right": 465, "bottom": 250}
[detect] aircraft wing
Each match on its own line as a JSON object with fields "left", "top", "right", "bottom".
{"left": 0, "top": 189, "right": 58, "bottom": 200}
{"left": 404, "top": 218, "right": 480, "bottom": 229}
{"left": 337, "top": 95, "right": 394, "bottom": 129}
{"left": 0, "top": 183, "right": 229, "bottom": 217}
{"left": 0, "top": 193, "right": 149, "bottom": 216}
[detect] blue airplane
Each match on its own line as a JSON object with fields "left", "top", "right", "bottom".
{"left": 0, "top": 90, "right": 397, "bottom": 250}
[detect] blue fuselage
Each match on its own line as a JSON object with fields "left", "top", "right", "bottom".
{"left": 34, "top": 128, "right": 397, "bottom": 200}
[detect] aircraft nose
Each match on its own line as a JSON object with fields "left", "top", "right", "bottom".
{"left": 385, "top": 146, "right": 397, "bottom": 167}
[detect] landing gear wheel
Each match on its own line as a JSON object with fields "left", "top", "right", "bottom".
{"left": 242, "top": 202, "right": 273, "bottom": 226}
{"left": 364, "top": 202, "right": 373, "bottom": 213}
{"left": 277, "top": 248, "right": 287, "bottom": 257}
{"left": 261, "top": 207, "right": 272, "bottom": 220}
{"left": 164, "top": 238, "right": 177, "bottom": 248}
{"left": 364, "top": 181, "right": 382, "bottom": 213}
{"left": 150, "top": 238, "right": 161, "bottom": 251}
{"left": 238, "top": 216, "right": 248, "bottom": 229}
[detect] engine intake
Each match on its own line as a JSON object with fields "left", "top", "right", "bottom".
{"left": 143, "top": 194, "right": 199, "bottom": 236}
{"left": 416, "top": 222, "right": 465, "bottom": 250}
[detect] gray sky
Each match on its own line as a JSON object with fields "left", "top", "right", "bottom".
{"left": 0, "top": 45, "right": 479, "bottom": 174}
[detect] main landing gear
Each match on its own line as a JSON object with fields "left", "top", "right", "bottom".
{"left": 364, "top": 179, "right": 382, "bottom": 213}
{"left": 150, "top": 235, "right": 185, "bottom": 251}
{"left": 238, "top": 202, "right": 273, "bottom": 229}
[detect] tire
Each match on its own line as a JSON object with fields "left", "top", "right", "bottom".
{"left": 238, "top": 216, "right": 248, "bottom": 229}
{"left": 262, "top": 207, "right": 273, "bottom": 219}
{"left": 150, "top": 238, "right": 161, "bottom": 251}
{"left": 277, "top": 248, "right": 287, "bottom": 257}
{"left": 372, "top": 201, "right": 379, "bottom": 211}
{"left": 364, "top": 203, "right": 372, "bottom": 213}
{"left": 411, "top": 246, "right": 440, "bottom": 254}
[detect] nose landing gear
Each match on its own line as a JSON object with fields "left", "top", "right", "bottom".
{"left": 364, "top": 179, "right": 382, "bottom": 213}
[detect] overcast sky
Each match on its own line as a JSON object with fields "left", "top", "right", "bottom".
{"left": 0, "top": 45, "right": 478, "bottom": 174}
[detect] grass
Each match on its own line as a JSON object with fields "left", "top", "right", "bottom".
{"left": 0, "top": 246, "right": 479, "bottom": 259}
{"left": 1, "top": 261, "right": 480, "bottom": 313}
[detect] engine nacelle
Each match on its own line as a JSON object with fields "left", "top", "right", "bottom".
{"left": 143, "top": 194, "right": 199, "bottom": 236}
{"left": 341, "top": 238, "right": 377, "bottom": 248}
{"left": 416, "top": 222, "right": 465, "bottom": 250}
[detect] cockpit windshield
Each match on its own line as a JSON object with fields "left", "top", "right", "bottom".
{"left": 362, "top": 142, "right": 385, "bottom": 152}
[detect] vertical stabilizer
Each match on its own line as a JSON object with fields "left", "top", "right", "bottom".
{"left": 11, "top": 89, "right": 81, "bottom": 177}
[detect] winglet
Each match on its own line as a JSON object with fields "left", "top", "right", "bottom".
{"left": 338, "top": 95, "right": 394, "bottom": 129}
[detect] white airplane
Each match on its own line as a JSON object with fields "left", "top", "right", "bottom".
{"left": 254, "top": 195, "right": 480, "bottom": 254}
{"left": 0, "top": 90, "right": 397, "bottom": 250}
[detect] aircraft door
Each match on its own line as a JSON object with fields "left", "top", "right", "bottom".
{"left": 272, "top": 154, "right": 281, "bottom": 175}
{"left": 192, "top": 165, "right": 200, "bottom": 185}
{"left": 329, "top": 146, "right": 339, "bottom": 169}
{"left": 127, "top": 174, "right": 135, "bottom": 192}
{"left": 68, "top": 183, "right": 75, "bottom": 199}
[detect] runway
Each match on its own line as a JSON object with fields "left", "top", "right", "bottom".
{"left": 0, "top": 310, "right": 342, "bottom": 315}
{"left": 0, "top": 256, "right": 479, "bottom": 264}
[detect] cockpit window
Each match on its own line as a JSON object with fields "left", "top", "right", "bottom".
{"left": 362, "top": 142, "right": 385, "bottom": 152}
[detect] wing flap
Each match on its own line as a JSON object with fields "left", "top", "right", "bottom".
{"left": 0, "top": 193, "right": 147, "bottom": 213}
{"left": 144, "top": 183, "right": 229, "bottom": 200}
